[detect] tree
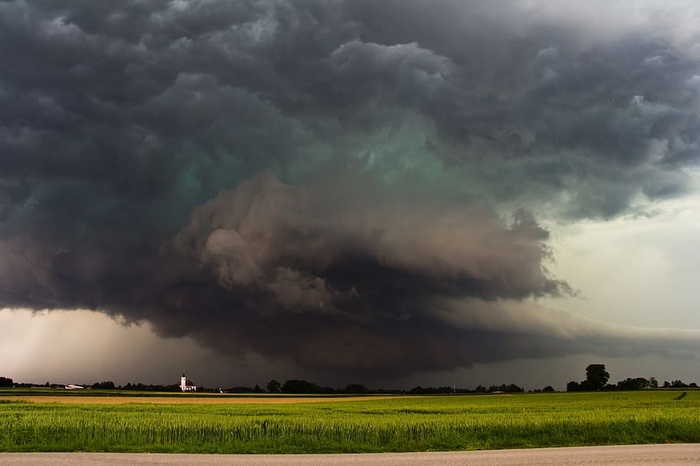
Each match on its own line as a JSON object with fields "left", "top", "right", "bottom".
{"left": 226, "top": 386, "right": 254, "bottom": 393}
{"left": 266, "top": 379, "right": 281, "bottom": 393}
{"left": 91, "top": 381, "right": 115, "bottom": 390}
{"left": 281, "top": 379, "right": 322, "bottom": 394}
{"left": 585, "top": 364, "right": 610, "bottom": 391}
{"left": 504, "top": 383, "right": 524, "bottom": 393}
{"left": 344, "top": 383, "right": 368, "bottom": 394}
{"left": 615, "top": 377, "right": 649, "bottom": 391}
{"left": 671, "top": 380, "right": 687, "bottom": 388}
{"left": 566, "top": 381, "right": 581, "bottom": 392}
{"left": 0, "top": 376, "right": 13, "bottom": 388}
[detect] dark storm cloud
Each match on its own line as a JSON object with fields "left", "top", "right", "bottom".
{"left": 1, "top": 0, "right": 699, "bottom": 376}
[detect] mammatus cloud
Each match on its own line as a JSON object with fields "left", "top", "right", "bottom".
{"left": 1, "top": 0, "right": 699, "bottom": 377}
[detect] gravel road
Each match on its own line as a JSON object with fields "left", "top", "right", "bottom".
{"left": 1, "top": 444, "right": 699, "bottom": 466}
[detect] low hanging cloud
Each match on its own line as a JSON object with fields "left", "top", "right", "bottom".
{"left": 171, "top": 172, "right": 564, "bottom": 304}
{"left": 155, "top": 172, "right": 564, "bottom": 373}
{"left": 1, "top": 0, "right": 700, "bottom": 378}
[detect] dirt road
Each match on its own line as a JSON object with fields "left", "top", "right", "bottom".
{"left": 1, "top": 444, "right": 699, "bottom": 466}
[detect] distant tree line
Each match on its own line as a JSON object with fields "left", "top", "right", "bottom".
{"left": 473, "top": 383, "right": 526, "bottom": 394}
{"left": 7, "top": 380, "right": 183, "bottom": 392}
{"left": 119, "top": 382, "right": 182, "bottom": 392}
{"left": 566, "top": 364, "right": 698, "bottom": 392}
{"left": 231, "top": 380, "right": 528, "bottom": 395}
{"left": 2, "top": 367, "right": 697, "bottom": 393}
{"left": 91, "top": 381, "right": 116, "bottom": 390}
{"left": 660, "top": 380, "right": 698, "bottom": 389}
{"left": 227, "top": 380, "right": 393, "bottom": 395}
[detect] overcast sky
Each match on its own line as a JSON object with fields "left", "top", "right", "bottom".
{"left": 1, "top": 0, "right": 699, "bottom": 390}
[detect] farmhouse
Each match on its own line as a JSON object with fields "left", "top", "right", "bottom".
{"left": 180, "top": 372, "right": 197, "bottom": 392}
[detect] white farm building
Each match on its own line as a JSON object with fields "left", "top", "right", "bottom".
{"left": 180, "top": 372, "right": 196, "bottom": 392}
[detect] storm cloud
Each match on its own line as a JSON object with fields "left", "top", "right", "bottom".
{"left": 1, "top": 0, "right": 699, "bottom": 377}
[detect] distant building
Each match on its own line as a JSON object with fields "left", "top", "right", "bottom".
{"left": 65, "top": 384, "right": 84, "bottom": 390}
{"left": 180, "top": 372, "right": 196, "bottom": 392}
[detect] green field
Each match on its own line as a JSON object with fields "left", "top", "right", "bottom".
{"left": 1, "top": 390, "right": 699, "bottom": 453}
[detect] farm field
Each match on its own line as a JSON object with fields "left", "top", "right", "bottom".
{"left": 0, "top": 393, "right": 395, "bottom": 404}
{"left": 1, "top": 390, "right": 699, "bottom": 453}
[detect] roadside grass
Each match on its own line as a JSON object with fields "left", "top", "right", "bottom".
{"left": 1, "top": 391, "right": 698, "bottom": 453}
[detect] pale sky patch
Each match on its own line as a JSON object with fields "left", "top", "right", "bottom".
{"left": 545, "top": 179, "right": 700, "bottom": 328}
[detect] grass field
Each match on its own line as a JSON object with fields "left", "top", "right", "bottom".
{"left": 1, "top": 390, "right": 699, "bottom": 453}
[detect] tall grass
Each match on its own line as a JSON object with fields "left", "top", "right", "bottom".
{"left": 1, "top": 391, "right": 699, "bottom": 453}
